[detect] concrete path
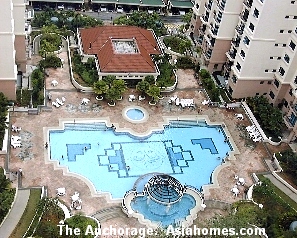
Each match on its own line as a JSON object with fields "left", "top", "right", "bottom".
{"left": 264, "top": 174, "right": 297, "bottom": 203}
{"left": 0, "top": 189, "right": 30, "bottom": 238}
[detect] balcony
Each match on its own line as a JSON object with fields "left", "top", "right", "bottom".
{"left": 283, "top": 116, "right": 295, "bottom": 129}
{"left": 235, "top": 25, "right": 245, "bottom": 35}
{"left": 243, "top": 0, "right": 253, "bottom": 9}
{"left": 205, "top": 49, "right": 213, "bottom": 59}
{"left": 205, "top": 2, "right": 213, "bottom": 11}
{"left": 200, "top": 14, "right": 209, "bottom": 24}
{"left": 227, "top": 49, "right": 237, "bottom": 60}
{"left": 240, "top": 12, "right": 249, "bottom": 22}
{"left": 231, "top": 38, "right": 240, "bottom": 47}
{"left": 211, "top": 27, "right": 219, "bottom": 36}
{"left": 215, "top": 15, "right": 222, "bottom": 23}
{"left": 199, "top": 25, "right": 206, "bottom": 34}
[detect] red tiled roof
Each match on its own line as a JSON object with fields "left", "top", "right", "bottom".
{"left": 79, "top": 26, "right": 161, "bottom": 73}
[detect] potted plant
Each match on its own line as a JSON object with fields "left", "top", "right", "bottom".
{"left": 93, "top": 80, "right": 108, "bottom": 100}
{"left": 146, "top": 85, "right": 161, "bottom": 105}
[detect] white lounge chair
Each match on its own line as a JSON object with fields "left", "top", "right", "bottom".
{"left": 246, "top": 125, "right": 256, "bottom": 132}
{"left": 62, "top": 97, "right": 66, "bottom": 102}
{"left": 253, "top": 136, "right": 262, "bottom": 142}
{"left": 236, "top": 114, "right": 244, "bottom": 120}
{"left": 139, "top": 95, "right": 145, "bottom": 101}
{"left": 56, "top": 98, "right": 64, "bottom": 105}
{"left": 52, "top": 101, "right": 60, "bottom": 108}
{"left": 128, "top": 95, "right": 136, "bottom": 102}
{"left": 56, "top": 187, "right": 66, "bottom": 196}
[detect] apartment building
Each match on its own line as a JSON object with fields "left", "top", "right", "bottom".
{"left": 0, "top": 0, "right": 29, "bottom": 100}
{"left": 191, "top": 0, "right": 297, "bottom": 141}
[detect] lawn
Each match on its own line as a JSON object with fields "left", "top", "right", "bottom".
{"left": 9, "top": 188, "right": 42, "bottom": 238}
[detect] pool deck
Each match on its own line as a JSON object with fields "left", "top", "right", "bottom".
{"left": 3, "top": 49, "right": 270, "bottom": 231}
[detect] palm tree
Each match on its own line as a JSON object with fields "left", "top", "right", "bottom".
{"left": 144, "top": 75, "right": 155, "bottom": 85}
{"left": 146, "top": 85, "right": 161, "bottom": 105}
{"left": 103, "top": 75, "right": 116, "bottom": 87}
{"left": 136, "top": 80, "right": 150, "bottom": 97}
{"left": 93, "top": 80, "right": 109, "bottom": 100}
{"left": 105, "top": 86, "right": 121, "bottom": 106}
{"left": 112, "top": 79, "right": 127, "bottom": 99}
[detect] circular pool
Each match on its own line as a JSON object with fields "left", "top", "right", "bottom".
{"left": 126, "top": 108, "right": 145, "bottom": 121}
{"left": 122, "top": 106, "right": 148, "bottom": 123}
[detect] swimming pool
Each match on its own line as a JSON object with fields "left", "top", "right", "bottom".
{"left": 49, "top": 120, "right": 232, "bottom": 199}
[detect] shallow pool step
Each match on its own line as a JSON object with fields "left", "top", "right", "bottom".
{"left": 64, "top": 123, "right": 108, "bottom": 131}
{"left": 91, "top": 206, "right": 126, "bottom": 222}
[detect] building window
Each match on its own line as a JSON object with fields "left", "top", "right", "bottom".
{"left": 291, "top": 1, "right": 296, "bottom": 4}
{"left": 294, "top": 16, "right": 297, "bottom": 19}
{"left": 260, "top": 81, "right": 264, "bottom": 84}
{"left": 272, "top": 69, "right": 276, "bottom": 72}
{"left": 274, "top": 79, "right": 280, "bottom": 88}
{"left": 275, "top": 43, "right": 279, "bottom": 46}
{"left": 294, "top": 76, "right": 297, "bottom": 84}
{"left": 243, "top": 36, "right": 250, "bottom": 45}
{"left": 269, "top": 56, "right": 273, "bottom": 59}
{"left": 280, "top": 30, "right": 284, "bottom": 33}
{"left": 268, "top": 81, "right": 272, "bottom": 84}
{"left": 240, "top": 50, "right": 245, "bottom": 58}
{"left": 279, "top": 67, "right": 285, "bottom": 76}
{"left": 289, "top": 88, "right": 293, "bottom": 96}
{"left": 253, "top": 8, "right": 259, "bottom": 18}
{"left": 236, "top": 62, "right": 241, "bottom": 71}
{"left": 269, "top": 91, "right": 275, "bottom": 99}
{"left": 285, "top": 16, "right": 290, "bottom": 19}
{"left": 288, "top": 30, "right": 292, "bottom": 33}
{"left": 249, "top": 23, "right": 254, "bottom": 32}
{"left": 289, "top": 40, "right": 296, "bottom": 50}
{"left": 277, "top": 56, "right": 281, "bottom": 60}
{"left": 284, "top": 54, "right": 290, "bottom": 63}
{"left": 283, "top": 44, "right": 287, "bottom": 47}
{"left": 283, "top": 99, "right": 288, "bottom": 107}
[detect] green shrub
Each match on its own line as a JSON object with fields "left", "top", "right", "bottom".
{"left": 65, "top": 215, "right": 97, "bottom": 238}
{"left": 39, "top": 54, "right": 62, "bottom": 69}
{"left": 163, "top": 36, "right": 192, "bottom": 54}
{"left": 72, "top": 51, "right": 98, "bottom": 86}
{"left": 175, "top": 56, "right": 195, "bottom": 69}
{"left": 0, "top": 167, "right": 15, "bottom": 223}
{"left": 199, "top": 69, "right": 211, "bottom": 79}
{"left": 246, "top": 96, "right": 284, "bottom": 136}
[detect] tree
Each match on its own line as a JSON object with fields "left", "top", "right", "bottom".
{"left": 112, "top": 79, "right": 127, "bottom": 95}
{"left": 144, "top": 75, "right": 155, "bottom": 85}
{"left": 147, "top": 85, "right": 161, "bottom": 104}
{"left": 136, "top": 80, "right": 150, "bottom": 96}
{"left": 93, "top": 80, "right": 109, "bottom": 99}
{"left": 105, "top": 86, "right": 121, "bottom": 105}
{"left": 103, "top": 75, "right": 116, "bottom": 87}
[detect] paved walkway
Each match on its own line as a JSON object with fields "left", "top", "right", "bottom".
{"left": 0, "top": 189, "right": 30, "bottom": 238}
{"left": 264, "top": 174, "right": 297, "bottom": 203}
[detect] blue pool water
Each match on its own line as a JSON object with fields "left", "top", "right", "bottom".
{"left": 49, "top": 120, "right": 232, "bottom": 199}
{"left": 126, "top": 108, "right": 144, "bottom": 120}
{"left": 131, "top": 194, "right": 196, "bottom": 227}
